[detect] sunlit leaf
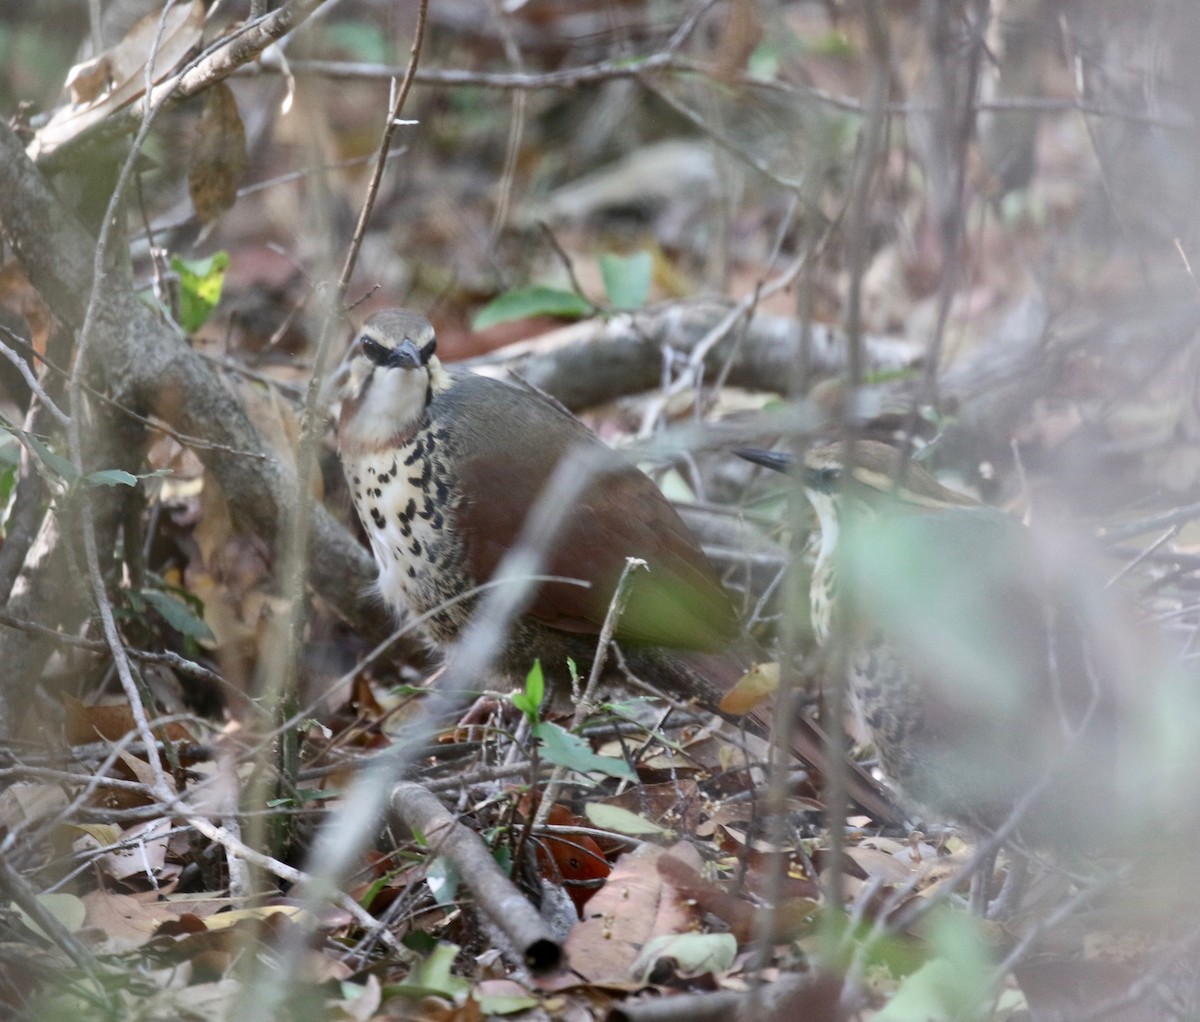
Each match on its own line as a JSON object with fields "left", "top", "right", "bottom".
{"left": 13, "top": 893, "right": 86, "bottom": 940}
{"left": 584, "top": 802, "right": 668, "bottom": 836}
{"left": 534, "top": 721, "right": 637, "bottom": 780}
{"left": 83, "top": 468, "right": 138, "bottom": 487}
{"left": 473, "top": 286, "right": 591, "bottom": 330}
{"left": 139, "top": 588, "right": 215, "bottom": 643}
{"left": 510, "top": 660, "right": 544, "bottom": 722}
{"left": 170, "top": 250, "right": 229, "bottom": 332}
{"left": 599, "top": 250, "right": 652, "bottom": 310}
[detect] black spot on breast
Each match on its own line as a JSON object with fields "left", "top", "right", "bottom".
{"left": 352, "top": 475, "right": 361, "bottom": 486}
{"left": 431, "top": 511, "right": 443, "bottom": 530}
{"left": 403, "top": 437, "right": 425, "bottom": 467}
{"left": 418, "top": 495, "right": 434, "bottom": 520}
{"left": 371, "top": 487, "right": 382, "bottom": 498}
{"left": 435, "top": 479, "right": 449, "bottom": 504}
{"left": 370, "top": 507, "right": 385, "bottom": 528}
{"left": 399, "top": 498, "right": 415, "bottom": 524}
{"left": 408, "top": 458, "right": 432, "bottom": 488}
{"left": 367, "top": 466, "right": 376, "bottom": 476}
{"left": 407, "top": 565, "right": 417, "bottom": 578}
{"left": 410, "top": 538, "right": 422, "bottom": 556}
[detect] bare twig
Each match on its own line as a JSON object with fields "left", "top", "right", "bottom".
{"left": 391, "top": 781, "right": 562, "bottom": 972}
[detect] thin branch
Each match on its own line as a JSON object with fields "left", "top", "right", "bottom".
{"left": 37, "top": 0, "right": 334, "bottom": 172}
{"left": 244, "top": 54, "right": 1200, "bottom": 133}
{"left": 335, "top": 0, "right": 429, "bottom": 297}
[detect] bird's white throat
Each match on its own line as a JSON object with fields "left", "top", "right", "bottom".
{"left": 339, "top": 355, "right": 452, "bottom": 454}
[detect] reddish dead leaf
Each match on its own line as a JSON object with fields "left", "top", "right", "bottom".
{"left": 63, "top": 696, "right": 194, "bottom": 746}
{"left": 513, "top": 794, "right": 610, "bottom": 915}
{"left": 153, "top": 912, "right": 208, "bottom": 937}
{"left": 350, "top": 674, "right": 387, "bottom": 719}
{"left": 536, "top": 804, "right": 610, "bottom": 916}
{"left": 0, "top": 261, "right": 56, "bottom": 350}
{"left": 718, "top": 661, "right": 780, "bottom": 715}
{"left": 563, "top": 841, "right": 704, "bottom": 986}
{"left": 189, "top": 82, "right": 248, "bottom": 225}
{"left": 656, "top": 852, "right": 817, "bottom": 944}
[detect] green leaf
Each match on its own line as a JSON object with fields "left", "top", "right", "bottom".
{"left": 13, "top": 893, "right": 86, "bottom": 940}
{"left": 83, "top": 468, "right": 138, "bottom": 487}
{"left": 170, "top": 250, "right": 229, "bottom": 332}
{"left": 266, "top": 788, "right": 338, "bottom": 808}
{"left": 533, "top": 721, "right": 637, "bottom": 781}
{"left": 584, "top": 801, "right": 668, "bottom": 836}
{"left": 0, "top": 463, "right": 16, "bottom": 523}
{"left": 426, "top": 856, "right": 460, "bottom": 908}
{"left": 875, "top": 909, "right": 991, "bottom": 1022}
{"left": 402, "top": 930, "right": 437, "bottom": 955}
{"left": 633, "top": 932, "right": 737, "bottom": 981}
{"left": 0, "top": 433, "right": 19, "bottom": 467}
{"left": 475, "top": 989, "right": 539, "bottom": 1015}
{"left": 139, "top": 588, "right": 215, "bottom": 643}
{"left": 324, "top": 21, "right": 390, "bottom": 63}
{"left": 510, "top": 660, "right": 544, "bottom": 722}
{"left": 21, "top": 430, "right": 76, "bottom": 482}
{"left": 599, "top": 250, "right": 652, "bottom": 310}
{"left": 382, "top": 941, "right": 471, "bottom": 1002}
{"left": 472, "top": 286, "right": 591, "bottom": 330}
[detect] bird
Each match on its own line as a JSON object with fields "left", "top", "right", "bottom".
{"left": 335, "top": 308, "right": 741, "bottom": 682}
{"left": 335, "top": 309, "right": 899, "bottom": 823}
{"left": 738, "top": 440, "right": 1146, "bottom": 845}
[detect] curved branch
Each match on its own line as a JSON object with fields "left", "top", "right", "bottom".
{"left": 0, "top": 119, "right": 416, "bottom": 667}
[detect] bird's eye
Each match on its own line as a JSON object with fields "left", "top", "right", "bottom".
{"left": 360, "top": 335, "right": 391, "bottom": 366}
{"left": 805, "top": 464, "right": 840, "bottom": 492}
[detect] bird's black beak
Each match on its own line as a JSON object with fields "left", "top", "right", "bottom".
{"left": 388, "top": 338, "right": 425, "bottom": 369}
{"left": 734, "top": 447, "right": 794, "bottom": 474}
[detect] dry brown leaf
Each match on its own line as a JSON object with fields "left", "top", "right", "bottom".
{"left": 563, "top": 841, "right": 704, "bottom": 986}
{"left": 63, "top": 696, "right": 195, "bottom": 746}
{"left": 72, "top": 818, "right": 172, "bottom": 881}
{"left": 32, "top": 0, "right": 205, "bottom": 157}
{"left": 718, "top": 661, "right": 780, "bottom": 715}
{"left": 0, "top": 260, "right": 57, "bottom": 350}
{"left": 81, "top": 889, "right": 174, "bottom": 952}
{"left": 189, "top": 82, "right": 248, "bottom": 225}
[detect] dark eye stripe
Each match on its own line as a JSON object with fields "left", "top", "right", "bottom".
{"left": 803, "top": 464, "right": 841, "bottom": 493}
{"left": 360, "top": 336, "right": 391, "bottom": 366}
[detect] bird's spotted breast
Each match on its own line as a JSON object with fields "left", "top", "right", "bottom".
{"left": 347, "top": 426, "right": 470, "bottom": 644}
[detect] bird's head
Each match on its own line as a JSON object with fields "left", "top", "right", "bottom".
{"left": 739, "top": 440, "right": 978, "bottom": 552}
{"left": 337, "top": 309, "right": 453, "bottom": 454}
{"left": 801, "top": 441, "right": 977, "bottom": 510}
